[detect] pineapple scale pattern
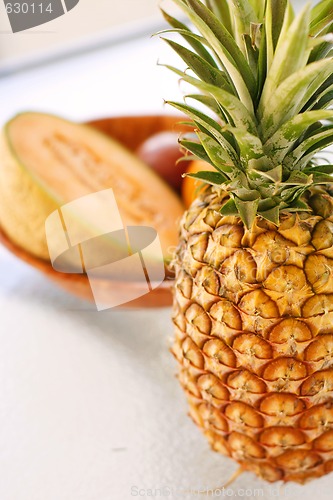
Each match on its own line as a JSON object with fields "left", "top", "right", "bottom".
{"left": 172, "top": 188, "right": 333, "bottom": 484}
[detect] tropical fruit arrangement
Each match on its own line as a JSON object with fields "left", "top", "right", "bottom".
{"left": 1, "top": 0, "right": 333, "bottom": 487}
{"left": 165, "top": 0, "right": 333, "bottom": 485}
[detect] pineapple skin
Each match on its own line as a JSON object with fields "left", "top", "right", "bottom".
{"left": 172, "top": 188, "right": 333, "bottom": 484}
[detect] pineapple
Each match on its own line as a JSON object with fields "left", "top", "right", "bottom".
{"left": 162, "top": 0, "right": 333, "bottom": 484}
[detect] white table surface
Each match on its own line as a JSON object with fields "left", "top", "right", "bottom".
{"left": 1, "top": 28, "right": 333, "bottom": 500}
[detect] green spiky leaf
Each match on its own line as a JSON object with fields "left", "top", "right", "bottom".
{"left": 162, "top": 0, "right": 333, "bottom": 227}
{"left": 185, "top": 170, "right": 229, "bottom": 185}
{"left": 310, "top": 0, "right": 333, "bottom": 36}
{"left": 163, "top": 38, "right": 232, "bottom": 91}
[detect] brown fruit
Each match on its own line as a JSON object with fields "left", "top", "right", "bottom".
{"left": 136, "top": 131, "right": 187, "bottom": 192}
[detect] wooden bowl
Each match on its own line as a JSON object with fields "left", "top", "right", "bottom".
{"left": 0, "top": 115, "right": 187, "bottom": 308}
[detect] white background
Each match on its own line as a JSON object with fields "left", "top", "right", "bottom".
{"left": 1, "top": 3, "right": 333, "bottom": 499}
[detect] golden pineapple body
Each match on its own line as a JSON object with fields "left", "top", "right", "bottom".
{"left": 172, "top": 188, "right": 333, "bottom": 483}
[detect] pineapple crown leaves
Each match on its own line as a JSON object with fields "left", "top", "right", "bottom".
{"left": 160, "top": 0, "right": 333, "bottom": 228}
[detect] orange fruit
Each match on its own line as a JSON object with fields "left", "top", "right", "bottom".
{"left": 181, "top": 160, "right": 216, "bottom": 208}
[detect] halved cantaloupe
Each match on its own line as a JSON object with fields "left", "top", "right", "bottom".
{"left": 0, "top": 112, "right": 184, "bottom": 264}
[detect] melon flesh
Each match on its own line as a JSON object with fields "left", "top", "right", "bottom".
{"left": 0, "top": 112, "right": 184, "bottom": 263}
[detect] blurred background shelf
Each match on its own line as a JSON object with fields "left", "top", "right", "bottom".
{"left": 0, "top": 0, "right": 308, "bottom": 76}
{"left": 0, "top": 0, "right": 179, "bottom": 75}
